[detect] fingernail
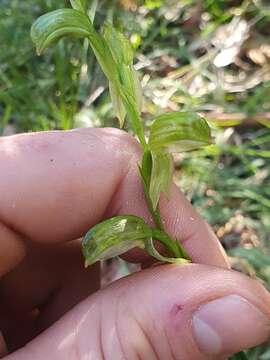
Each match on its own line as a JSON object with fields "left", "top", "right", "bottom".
{"left": 192, "top": 295, "right": 270, "bottom": 356}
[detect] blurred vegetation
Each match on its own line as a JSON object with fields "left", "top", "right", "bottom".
{"left": 0, "top": 0, "right": 270, "bottom": 357}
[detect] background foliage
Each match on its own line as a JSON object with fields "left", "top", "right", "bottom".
{"left": 0, "top": 0, "right": 270, "bottom": 357}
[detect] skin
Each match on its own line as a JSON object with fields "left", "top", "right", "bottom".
{"left": 0, "top": 127, "right": 269, "bottom": 359}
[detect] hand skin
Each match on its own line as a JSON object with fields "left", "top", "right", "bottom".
{"left": 0, "top": 128, "right": 269, "bottom": 360}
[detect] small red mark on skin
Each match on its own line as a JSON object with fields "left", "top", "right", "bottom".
{"left": 167, "top": 303, "right": 186, "bottom": 335}
{"left": 170, "top": 303, "right": 184, "bottom": 317}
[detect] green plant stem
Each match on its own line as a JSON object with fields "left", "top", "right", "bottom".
{"left": 152, "top": 229, "right": 190, "bottom": 260}
{"left": 147, "top": 197, "right": 166, "bottom": 233}
{"left": 151, "top": 204, "right": 164, "bottom": 231}
{"left": 86, "top": 27, "right": 147, "bottom": 149}
{"left": 85, "top": 8, "right": 188, "bottom": 262}
{"left": 118, "top": 87, "right": 147, "bottom": 149}
{"left": 140, "top": 177, "right": 164, "bottom": 230}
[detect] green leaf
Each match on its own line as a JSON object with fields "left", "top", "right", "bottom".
{"left": 31, "top": 9, "right": 117, "bottom": 84}
{"left": 82, "top": 216, "right": 151, "bottom": 267}
{"left": 109, "top": 82, "right": 126, "bottom": 127}
{"left": 103, "top": 22, "right": 134, "bottom": 66}
{"left": 120, "top": 65, "right": 143, "bottom": 113}
{"left": 88, "top": 0, "right": 98, "bottom": 22}
{"left": 109, "top": 64, "right": 142, "bottom": 126}
{"left": 139, "top": 150, "right": 153, "bottom": 190}
{"left": 139, "top": 150, "right": 165, "bottom": 229}
{"left": 31, "top": 9, "right": 92, "bottom": 55}
{"left": 149, "top": 152, "right": 173, "bottom": 210}
{"left": 131, "top": 66, "right": 143, "bottom": 113}
{"left": 70, "top": 0, "right": 86, "bottom": 12}
{"left": 103, "top": 22, "right": 143, "bottom": 118}
{"left": 148, "top": 112, "right": 211, "bottom": 153}
{"left": 145, "top": 238, "right": 189, "bottom": 264}
{"left": 88, "top": 33, "right": 118, "bottom": 83}
{"left": 82, "top": 215, "right": 190, "bottom": 267}
{"left": 103, "top": 23, "right": 143, "bottom": 125}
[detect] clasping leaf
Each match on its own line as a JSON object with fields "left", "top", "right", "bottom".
{"left": 82, "top": 216, "right": 151, "bottom": 267}
{"left": 109, "top": 82, "right": 127, "bottom": 128}
{"left": 120, "top": 65, "right": 143, "bottom": 113}
{"left": 104, "top": 23, "right": 133, "bottom": 66}
{"left": 144, "top": 113, "right": 211, "bottom": 208}
{"left": 139, "top": 150, "right": 173, "bottom": 210}
{"left": 82, "top": 215, "right": 190, "bottom": 266}
{"left": 145, "top": 238, "right": 190, "bottom": 265}
{"left": 149, "top": 112, "right": 211, "bottom": 153}
{"left": 139, "top": 150, "right": 153, "bottom": 191}
{"left": 31, "top": 9, "right": 92, "bottom": 55}
{"left": 104, "top": 23, "right": 143, "bottom": 126}
{"left": 149, "top": 152, "right": 173, "bottom": 210}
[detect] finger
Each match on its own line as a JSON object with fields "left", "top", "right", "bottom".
{"left": 0, "top": 242, "right": 100, "bottom": 351}
{"left": 0, "top": 128, "right": 140, "bottom": 243}
{"left": 0, "top": 241, "right": 99, "bottom": 314}
{"left": 0, "top": 127, "right": 227, "bottom": 340}
{"left": 0, "top": 127, "right": 138, "bottom": 329}
{"left": 0, "top": 128, "right": 227, "bottom": 269}
{"left": 0, "top": 128, "right": 230, "bottom": 354}
{"left": 0, "top": 223, "right": 26, "bottom": 355}
{"left": 0, "top": 332, "right": 7, "bottom": 358}
{"left": 0, "top": 223, "right": 26, "bottom": 277}
{"left": 6, "top": 265, "right": 270, "bottom": 360}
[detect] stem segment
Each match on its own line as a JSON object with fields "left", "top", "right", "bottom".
{"left": 118, "top": 87, "right": 147, "bottom": 149}
{"left": 152, "top": 228, "right": 191, "bottom": 260}
{"left": 85, "top": 12, "right": 190, "bottom": 263}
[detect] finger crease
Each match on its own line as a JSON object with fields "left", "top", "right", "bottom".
{"left": 133, "top": 316, "right": 159, "bottom": 360}
{"left": 98, "top": 307, "right": 106, "bottom": 360}
{"left": 115, "top": 300, "right": 129, "bottom": 360}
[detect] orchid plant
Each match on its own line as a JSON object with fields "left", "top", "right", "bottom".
{"left": 31, "top": 0, "right": 211, "bottom": 267}
{"left": 31, "top": 4, "right": 248, "bottom": 359}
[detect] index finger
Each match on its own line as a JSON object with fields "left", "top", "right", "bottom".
{"left": 0, "top": 128, "right": 228, "bottom": 267}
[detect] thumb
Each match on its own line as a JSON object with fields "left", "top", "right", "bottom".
{"left": 6, "top": 264, "right": 270, "bottom": 360}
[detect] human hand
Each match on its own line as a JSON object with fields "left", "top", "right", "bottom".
{"left": 0, "top": 128, "right": 269, "bottom": 359}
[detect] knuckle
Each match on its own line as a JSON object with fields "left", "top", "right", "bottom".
{"left": 99, "top": 127, "right": 142, "bottom": 160}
